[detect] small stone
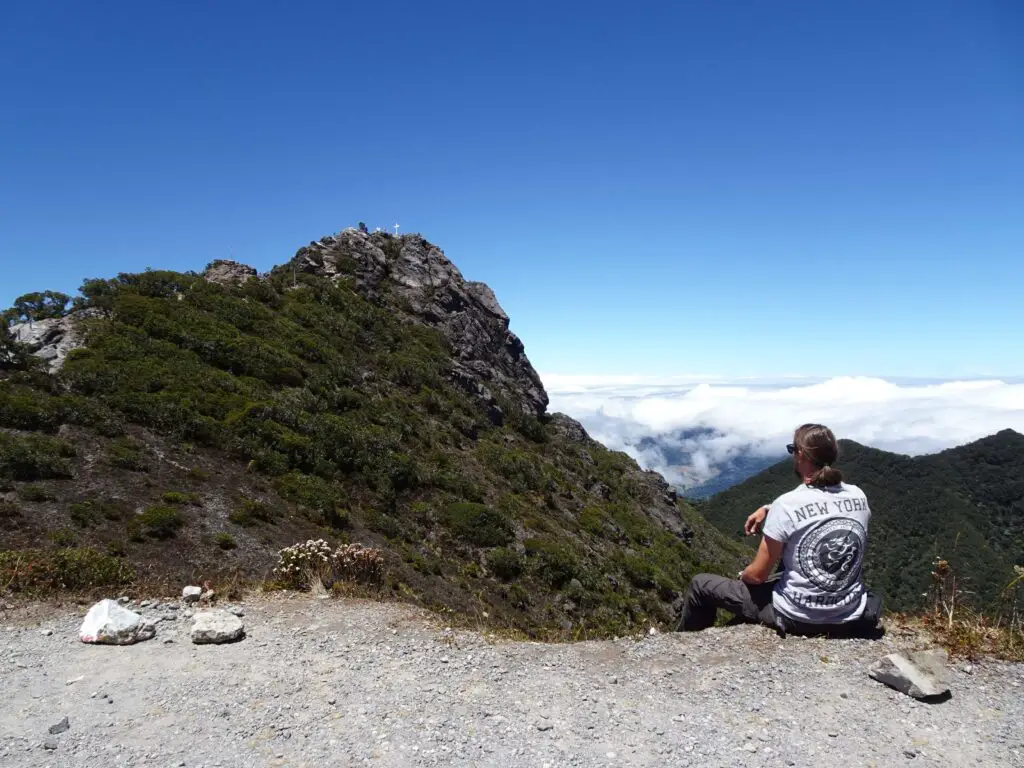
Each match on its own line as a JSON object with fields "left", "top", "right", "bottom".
{"left": 43, "top": 738, "right": 58, "bottom": 750}
{"left": 869, "top": 648, "right": 951, "bottom": 700}
{"left": 163, "top": 638, "right": 174, "bottom": 644}
{"left": 742, "top": 743, "right": 758, "bottom": 753}
{"left": 904, "top": 748, "right": 918, "bottom": 758}
{"left": 328, "top": 697, "right": 336, "bottom": 705}
{"left": 48, "top": 716, "right": 70, "bottom": 735}
{"left": 535, "top": 722, "right": 553, "bottom": 731}
{"left": 190, "top": 609, "right": 245, "bottom": 644}
{"left": 228, "top": 606, "right": 244, "bottom": 617}
{"left": 117, "top": 596, "right": 130, "bottom": 605}
{"left": 828, "top": 732, "right": 838, "bottom": 738}
{"left": 609, "top": 676, "right": 618, "bottom": 684}
{"left": 181, "top": 586, "right": 202, "bottom": 604}
{"left": 40, "top": 629, "right": 53, "bottom": 637}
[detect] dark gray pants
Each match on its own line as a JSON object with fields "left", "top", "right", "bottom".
{"left": 676, "top": 573, "right": 777, "bottom": 631}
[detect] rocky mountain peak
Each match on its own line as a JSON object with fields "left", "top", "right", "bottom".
{"left": 289, "top": 229, "right": 549, "bottom": 420}
{"left": 203, "top": 260, "right": 257, "bottom": 286}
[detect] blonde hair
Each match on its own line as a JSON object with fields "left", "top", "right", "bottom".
{"left": 794, "top": 423, "right": 843, "bottom": 487}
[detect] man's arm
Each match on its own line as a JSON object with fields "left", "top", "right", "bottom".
{"left": 740, "top": 535, "right": 783, "bottom": 584}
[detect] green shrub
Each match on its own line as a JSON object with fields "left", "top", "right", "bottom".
{"left": 73, "top": 498, "right": 128, "bottom": 522}
{"left": 49, "top": 528, "right": 76, "bottom": 548}
{"left": 228, "top": 497, "right": 275, "bottom": 526}
{"left": 579, "top": 506, "right": 605, "bottom": 536}
{"left": 478, "top": 444, "right": 544, "bottom": 492}
{"left": 367, "top": 511, "right": 402, "bottom": 539}
{"left": 524, "top": 538, "right": 578, "bottom": 588}
{"left": 0, "top": 384, "right": 63, "bottom": 432}
{"left": 105, "top": 437, "right": 149, "bottom": 471}
{"left": 0, "top": 384, "right": 123, "bottom": 436}
{"left": 0, "top": 432, "right": 74, "bottom": 480}
{"left": 0, "top": 501, "right": 22, "bottom": 529}
{"left": 504, "top": 583, "right": 532, "bottom": 609}
{"left": 272, "top": 472, "right": 348, "bottom": 528}
{"left": 0, "top": 547, "right": 134, "bottom": 591}
{"left": 161, "top": 490, "right": 199, "bottom": 505}
{"left": 106, "top": 540, "right": 128, "bottom": 557}
{"left": 129, "top": 505, "right": 185, "bottom": 540}
{"left": 17, "top": 484, "right": 52, "bottom": 502}
{"left": 486, "top": 547, "right": 524, "bottom": 581}
{"left": 621, "top": 553, "right": 658, "bottom": 589}
{"left": 444, "top": 502, "right": 514, "bottom": 547}
{"left": 214, "top": 532, "right": 237, "bottom": 550}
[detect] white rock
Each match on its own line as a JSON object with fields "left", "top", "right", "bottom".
{"left": 868, "top": 648, "right": 951, "bottom": 699}
{"left": 181, "top": 586, "right": 202, "bottom": 603}
{"left": 79, "top": 599, "right": 156, "bottom": 645}
{"left": 190, "top": 610, "right": 245, "bottom": 644}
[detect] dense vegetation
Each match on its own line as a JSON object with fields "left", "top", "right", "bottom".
{"left": 697, "top": 433, "right": 1024, "bottom": 612}
{"left": 0, "top": 244, "right": 744, "bottom": 635}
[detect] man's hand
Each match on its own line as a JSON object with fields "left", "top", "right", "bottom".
{"left": 744, "top": 505, "right": 769, "bottom": 536}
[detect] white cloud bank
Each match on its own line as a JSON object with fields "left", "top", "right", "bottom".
{"left": 542, "top": 375, "right": 1024, "bottom": 487}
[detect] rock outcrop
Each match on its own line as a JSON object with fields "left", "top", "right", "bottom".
{"left": 289, "top": 230, "right": 549, "bottom": 420}
{"left": 8, "top": 309, "right": 100, "bottom": 373}
{"left": 203, "top": 259, "right": 257, "bottom": 286}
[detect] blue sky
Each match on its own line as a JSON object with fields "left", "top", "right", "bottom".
{"left": 2, "top": 1, "right": 1022, "bottom": 378}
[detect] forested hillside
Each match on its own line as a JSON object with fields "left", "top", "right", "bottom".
{"left": 697, "top": 432, "right": 1024, "bottom": 611}
{"left": 0, "top": 229, "right": 745, "bottom": 636}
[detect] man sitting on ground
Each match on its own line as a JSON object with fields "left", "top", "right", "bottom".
{"left": 677, "top": 423, "right": 879, "bottom": 637}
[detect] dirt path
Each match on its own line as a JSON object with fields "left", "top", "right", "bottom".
{"left": 1, "top": 595, "right": 1021, "bottom": 767}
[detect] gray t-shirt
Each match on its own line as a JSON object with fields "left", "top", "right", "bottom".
{"left": 762, "top": 482, "right": 870, "bottom": 624}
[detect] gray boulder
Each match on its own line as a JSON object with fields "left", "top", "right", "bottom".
{"left": 190, "top": 609, "right": 245, "bottom": 644}
{"left": 868, "top": 647, "right": 952, "bottom": 699}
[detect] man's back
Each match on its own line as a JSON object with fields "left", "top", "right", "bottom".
{"left": 763, "top": 482, "right": 870, "bottom": 624}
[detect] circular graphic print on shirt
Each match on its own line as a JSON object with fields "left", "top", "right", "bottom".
{"left": 797, "top": 517, "right": 866, "bottom": 593}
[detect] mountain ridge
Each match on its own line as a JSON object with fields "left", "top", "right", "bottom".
{"left": 0, "top": 228, "right": 744, "bottom": 636}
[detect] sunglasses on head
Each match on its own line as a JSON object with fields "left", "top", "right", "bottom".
{"left": 786, "top": 443, "right": 797, "bottom": 455}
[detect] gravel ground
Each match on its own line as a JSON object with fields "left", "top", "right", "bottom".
{"left": 1, "top": 594, "right": 1022, "bottom": 767}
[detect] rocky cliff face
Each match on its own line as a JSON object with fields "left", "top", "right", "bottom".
{"left": 288, "top": 230, "right": 549, "bottom": 421}
{"left": 8, "top": 310, "right": 100, "bottom": 373}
